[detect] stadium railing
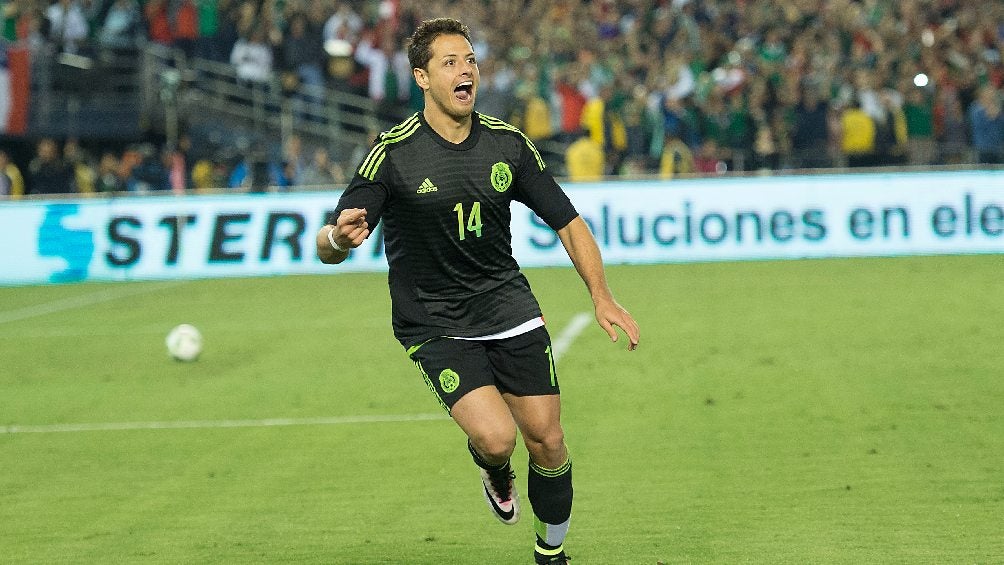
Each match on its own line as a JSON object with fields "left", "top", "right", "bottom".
{"left": 139, "top": 42, "right": 390, "bottom": 158}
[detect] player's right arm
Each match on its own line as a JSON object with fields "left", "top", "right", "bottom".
{"left": 317, "top": 128, "right": 396, "bottom": 265}
{"left": 316, "top": 208, "right": 369, "bottom": 264}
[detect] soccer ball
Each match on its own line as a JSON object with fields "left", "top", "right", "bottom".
{"left": 166, "top": 324, "right": 203, "bottom": 362}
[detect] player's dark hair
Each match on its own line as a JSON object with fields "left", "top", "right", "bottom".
{"left": 407, "top": 18, "right": 472, "bottom": 70}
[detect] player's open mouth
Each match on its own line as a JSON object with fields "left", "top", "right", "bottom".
{"left": 454, "top": 81, "right": 474, "bottom": 103}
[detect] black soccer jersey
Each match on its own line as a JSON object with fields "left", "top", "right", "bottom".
{"left": 333, "top": 112, "right": 579, "bottom": 347}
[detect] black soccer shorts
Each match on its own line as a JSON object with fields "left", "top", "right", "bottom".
{"left": 407, "top": 326, "right": 560, "bottom": 412}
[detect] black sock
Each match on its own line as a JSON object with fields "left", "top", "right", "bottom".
{"left": 528, "top": 457, "right": 572, "bottom": 551}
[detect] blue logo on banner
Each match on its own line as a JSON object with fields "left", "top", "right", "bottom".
{"left": 38, "top": 204, "right": 94, "bottom": 283}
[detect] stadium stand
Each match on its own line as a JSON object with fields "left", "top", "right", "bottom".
{"left": 1, "top": 0, "right": 1002, "bottom": 196}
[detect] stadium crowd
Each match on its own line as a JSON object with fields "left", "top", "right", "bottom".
{"left": 1, "top": 0, "right": 1003, "bottom": 197}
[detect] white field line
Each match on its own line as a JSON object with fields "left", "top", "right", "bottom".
{"left": 0, "top": 282, "right": 183, "bottom": 325}
{"left": 1, "top": 413, "right": 450, "bottom": 434}
{"left": 3, "top": 313, "right": 592, "bottom": 435}
{"left": 6, "top": 317, "right": 392, "bottom": 338}
{"left": 551, "top": 312, "right": 592, "bottom": 362}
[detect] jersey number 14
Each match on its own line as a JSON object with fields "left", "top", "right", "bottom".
{"left": 453, "top": 202, "right": 483, "bottom": 240}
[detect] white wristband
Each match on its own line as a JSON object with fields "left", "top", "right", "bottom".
{"left": 326, "top": 228, "right": 347, "bottom": 252}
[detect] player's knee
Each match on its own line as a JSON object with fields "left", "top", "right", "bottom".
{"left": 525, "top": 428, "right": 566, "bottom": 465}
{"left": 471, "top": 430, "right": 517, "bottom": 463}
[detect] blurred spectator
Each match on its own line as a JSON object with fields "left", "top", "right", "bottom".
{"left": 226, "top": 152, "right": 250, "bottom": 190}
{"left": 935, "top": 87, "right": 971, "bottom": 164}
{"left": 658, "top": 53, "right": 696, "bottom": 102}
{"left": 194, "top": 0, "right": 222, "bottom": 61}
{"left": 63, "top": 138, "right": 95, "bottom": 194}
{"left": 127, "top": 143, "right": 169, "bottom": 192}
{"left": 98, "top": 0, "right": 140, "bottom": 51}
{"left": 274, "top": 133, "right": 306, "bottom": 186}
{"left": 276, "top": 10, "right": 325, "bottom": 120}
{"left": 2, "top": 1, "right": 19, "bottom": 42}
{"left": 278, "top": 11, "right": 325, "bottom": 89}
{"left": 475, "top": 58, "right": 515, "bottom": 122}
{"left": 213, "top": 0, "right": 242, "bottom": 63}
{"left": 552, "top": 65, "right": 588, "bottom": 143}
{"left": 168, "top": 149, "right": 188, "bottom": 194}
{"left": 44, "top": 0, "right": 88, "bottom": 54}
{"left": 28, "top": 137, "right": 74, "bottom": 195}
{"left": 298, "top": 146, "right": 344, "bottom": 187}
{"left": 510, "top": 81, "right": 553, "bottom": 143}
{"left": 190, "top": 156, "right": 222, "bottom": 191}
{"left": 841, "top": 100, "right": 877, "bottom": 168}
{"left": 173, "top": 0, "right": 199, "bottom": 59}
{"left": 620, "top": 84, "right": 658, "bottom": 174}
{"left": 660, "top": 95, "right": 700, "bottom": 150}
{"left": 722, "top": 92, "right": 753, "bottom": 166}
{"left": 228, "top": 146, "right": 272, "bottom": 192}
{"left": 173, "top": 133, "right": 196, "bottom": 191}
{"left": 873, "top": 91, "right": 907, "bottom": 166}
{"left": 693, "top": 140, "right": 723, "bottom": 175}
{"left": 189, "top": 155, "right": 210, "bottom": 190}
{"left": 118, "top": 144, "right": 142, "bottom": 183}
{"left": 347, "top": 125, "right": 380, "bottom": 171}
{"left": 968, "top": 86, "right": 1004, "bottom": 164}
{"left": 902, "top": 86, "right": 936, "bottom": 166}
{"left": 322, "top": 1, "right": 363, "bottom": 46}
{"left": 264, "top": 159, "right": 292, "bottom": 189}
{"left": 12, "top": 0, "right": 1004, "bottom": 182}
{"left": 564, "top": 130, "right": 604, "bottom": 182}
{"left": 0, "top": 148, "right": 25, "bottom": 198}
{"left": 0, "top": 36, "right": 9, "bottom": 131}
{"left": 697, "top": 94, "right": 730, "bottom": 156}
{"left": 581, "top": 83, "right": 627, "bottom": 175}
{"left": 144, "top": 0, "right": 172, "bottom": 46}
{"left": 354, "top": 28, "right": 410, "bottom": 120}
{"left": 94, "top": 151, "right": 126, "bottom": 193}
{"left": 659, "top": 132, "right": 695, "bottom": 179}
{"left": 758, "top": 27, "right": 787, "bottom": 84}
{"left": 15, "top": 4, "right": 47, "bottom": 54}
{"left": 230, "top": 24, "right": 272, "bottom": 86}
{"left": 791, "top": 85, "right": 832, "bottom": 168}
{"left": 750, "top": 121, "right": 780, "bottom": 171}
{"left": 852, "top": 69, "right": 885, "bottom": 125}
{"left": 325, "top": 38, "right": 359, "bottom": 95}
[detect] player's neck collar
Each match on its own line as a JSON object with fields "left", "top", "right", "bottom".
{"left": 419, "top": 111, "right": 480, "bottom": 151}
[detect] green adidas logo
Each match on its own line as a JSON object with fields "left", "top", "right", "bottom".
{"left": 416, "top": 178, "right": 438, "bottom": 194}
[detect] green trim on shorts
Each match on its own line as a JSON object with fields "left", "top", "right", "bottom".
{"left": 413, "top": 359, "right": 450, "bottom": 414}
{"left": 406, "top": 337, "right": 438, "bottom": 358}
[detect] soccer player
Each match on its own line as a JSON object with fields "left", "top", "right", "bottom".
{"left": 316, "top": 18, "right": 639, "bottom": 564}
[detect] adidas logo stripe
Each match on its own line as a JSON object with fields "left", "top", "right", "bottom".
{"left": 417, "top": 178, "right": 438, "bottom": 194}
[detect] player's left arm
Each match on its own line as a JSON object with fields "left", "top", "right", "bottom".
{"left": 557, "top": 216, "right": 640, "bottom": 351}
{"left": 507, "top": 130, "right": 638, "bottom": 349}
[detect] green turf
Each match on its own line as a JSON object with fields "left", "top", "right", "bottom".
{"left": 1, "top": 255, "right": 1002, "bottom": 564}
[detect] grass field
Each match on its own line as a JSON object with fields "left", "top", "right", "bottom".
{"left": 1, "top": 255, "right": 1002, "bottom": 564}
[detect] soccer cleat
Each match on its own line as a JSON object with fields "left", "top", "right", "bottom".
{"left": 533, "top": 548, "right": 571, "bottom": 564}
{"left": 479, "top": 466, "right": 520, "bottom": 525}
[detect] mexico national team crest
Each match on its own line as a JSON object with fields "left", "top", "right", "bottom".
{"left": 491, "top": 162, "right": 512, "bottom": 193}
{"left": 439, "top": 369, "right": 460, "bottom": 394}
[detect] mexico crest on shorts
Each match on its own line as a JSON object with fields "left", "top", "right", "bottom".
{"left": 491, "top": 162, "right": 512, "bottom": 193}
{"left": 439, "top": 369, "right": 460, "bottom": 394}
